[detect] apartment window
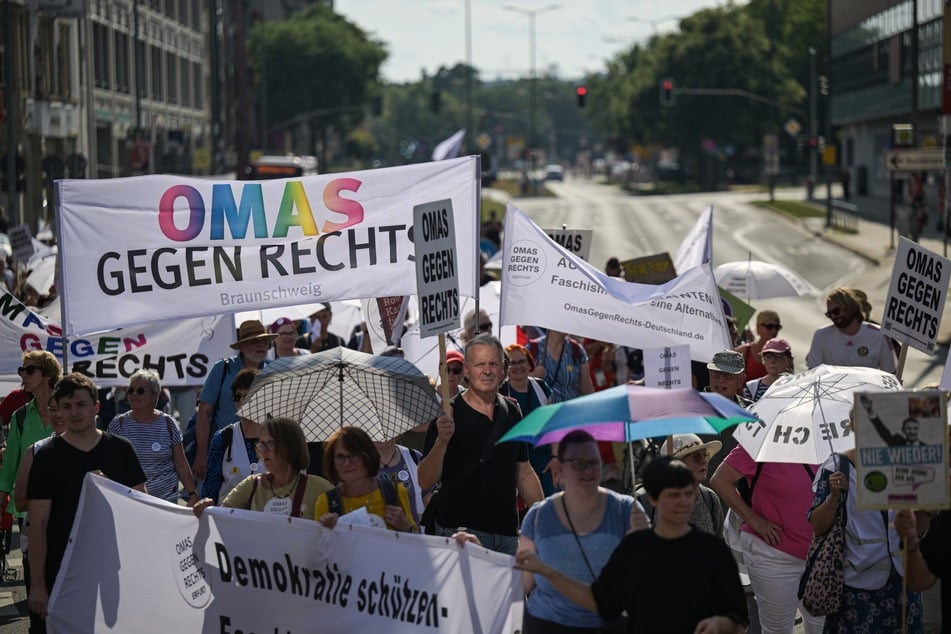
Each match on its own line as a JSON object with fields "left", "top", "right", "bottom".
{"left": 135, "top": 39, "right": 146, "bottom": 97}
{"left": 192, "top": 61, "right": 203, "bottom": 109}
{"left": 180, "top": 57, "right": 191, "bottom": 107}
{"left": 93, "top": 24, "right": 110, "bottom": 88}
{"left": 151, "top": 45, "right": 163, "bottom": 99}
{"left": 165, "top": 0, "right": 175, "bottom": 19}
{"left": 179, "top": 0, "right": 189, "bottom": 26}
{"left": 166, "top": 51, "right": 177, "bottom": 103}
{"left": 115, "top": 30, "right": 130, "bottom": 93}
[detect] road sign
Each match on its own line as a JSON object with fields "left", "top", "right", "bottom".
{"left": 884, "top": 148, "right": 944, "bottom": 172}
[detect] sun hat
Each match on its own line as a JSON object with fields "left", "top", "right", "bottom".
{"left": 761, "top": 338, "right": 791, "bottom": 355}
{"left": 707, "top": 349, "right": 745, "bottom": 374}
{"left": 268, "top": 317, "right": 295, "bottom": 334}
{"left": 659, "top": 433, "right": 722, "bottom": 461}
{"left": 230, "top": 320, "right": 278, "bottom": 349}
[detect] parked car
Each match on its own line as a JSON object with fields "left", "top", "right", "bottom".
{"left": 544, "top": 164, "right": 564, "bottom": 181}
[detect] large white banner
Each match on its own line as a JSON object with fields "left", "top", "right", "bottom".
{"left": 48, "top": 475, "right": 522, "bottom": 633}
{"left": 56, "top": 157, "right": 480, "bottom": 336}
{"left": 0, "top": 288, "right": 233, "bottom": 386}
{"left": 500, "top": 205, "right": 731, "bottom": 361}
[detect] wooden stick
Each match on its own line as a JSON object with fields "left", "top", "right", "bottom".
{"left": 438, "top": 334, "right": 451, "bottom": 416}
{"left": 895, "top": 344, "right": 908, "bottom": 383}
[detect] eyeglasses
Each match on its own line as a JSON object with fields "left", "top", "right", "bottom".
{"left": 478, "top": 322, "right": 493, "bottom": 332}
{"left": 232, "top": 391, "right": 248, "bottom": 403}
{"left": 562, "top": 458, "right": 601, "bottom": 472}
{"left": 277, "top": 330, "right": 297, "bottom": 337}
{"left": 255, "top": 440, "right": 277, "bottom": 453}
{"left": 333, "top": 453, "right": 361, "bottom": 465}
{"left": 509, "top": 359, "right": 528, "bottom": 367}
{"left": 760, "top": 323, "right": 782, "bottom": 331}
{"left": 824, "top": 307, "right": 842, "bottom": 319}
{"left": 447, "top": 365, "right": 464, "bottom": 375}
{"left": 127, "top": 386, "right": 149, "bottom": 395}
{"left": 17, "top": 366, "right": 41, "bottom": 376}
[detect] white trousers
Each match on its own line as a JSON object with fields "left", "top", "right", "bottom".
{"left": 740, "top": 531, "right": 825, "bottom": 634}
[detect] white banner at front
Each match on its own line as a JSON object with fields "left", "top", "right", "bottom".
{"left": 500, "top": 205, "right": 732, "bottom": 361}
{"left": 47, "top": 475, "right": 522, "bottom": 634}
{"left": 0, "top": 288, "right": 233, "bottom": 386}
{"left": 56, "top": 157, "right": 480, "bottom": 336}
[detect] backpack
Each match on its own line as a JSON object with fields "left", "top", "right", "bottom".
{"left": 325, "top": 475, "right": 400, "bottom": 515}
{"left": 12, "top": 405, "right": 28, "bottom": 438}
{"left": 183, "top": 358, "right": 231, "bottom": 464}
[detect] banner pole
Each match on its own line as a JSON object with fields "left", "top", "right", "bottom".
{"left": 895, "top": 344, "right": 909, "bottom": 383}
{"left": 438, "top": 334, "right": 451, "bottom": 416}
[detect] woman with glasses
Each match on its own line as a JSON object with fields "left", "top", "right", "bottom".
{"left": 200, "top": 368, "right": 264, "bottom": 504}
{"left": 107, "top": 369, "right": 198, "bottom": 505}
{"left": 315, "top": 426, "right": 416, "bottom": 533}
{"left": 735, "top": 310, "right": 783, "bottom": 381}
{"left": 0, "top": 351, "right": 62, "bottom": 523}
{"left": 268, "top": 317, "right": 309, "bottom": 359}
{"left": 518, "top": 430, "right": 648, "bottom": 633}
{"left": 742, "top": 338, "right": 794, "bottom": 403}
{"left": 194, "top": 417, "right": 332, "bottom": 519}
{"left": 500, "top": 344, "right": 556, "bottom": 495}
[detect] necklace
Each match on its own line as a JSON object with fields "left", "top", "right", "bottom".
{"left": 267, "top": 473, "right": 300, "bottom": 498}
{"left": 381, "top": 446, "right": 399, "bottom": 467}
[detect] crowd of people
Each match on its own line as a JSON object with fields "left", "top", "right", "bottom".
{"left": 0, "top": 268, "right": 946, "bottom": 633}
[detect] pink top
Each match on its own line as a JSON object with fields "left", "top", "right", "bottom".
{"left": 724, "top": 445, "right": 819, "bottom": 560}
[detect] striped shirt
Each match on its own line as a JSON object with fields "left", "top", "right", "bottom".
{"left": 108, "top": 412, "right": 182, "bottom": 501}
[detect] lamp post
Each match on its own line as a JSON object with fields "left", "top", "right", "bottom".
{"left": 626, "top": 15, "right": 680, "bottom": 37}
{"left": 503, "top": 3, "right": 559, "bottom": 161}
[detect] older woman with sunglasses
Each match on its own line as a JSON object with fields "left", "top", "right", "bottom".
{"left": 500, "top": 344, "right": 555, "bottom": 495}
{"left": 742, "top": 338, "right": 794, "bottom": 403}
{"left": 735, "top": 310, "right": 783, "bottom": 381}
{"left": 0, "top": 352, "right": 62, "bottom": 520}
{"left": 107, "top": 369, "right": 198, "bottom": 505}
{"left": 194, "top": 417, "right": 332, "bottom": 519}
{"left": 518, "top": 430, "right": 649, "bottom": 633}
{"left": 315, "top": 426, "right": 416, "bottom": 533}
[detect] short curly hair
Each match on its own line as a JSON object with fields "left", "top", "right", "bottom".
{"left": 21, "top": 350, "right": 62, "bottom": 389}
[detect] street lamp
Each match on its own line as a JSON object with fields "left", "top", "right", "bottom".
{"left": 503, "top": 3, "right": 560, "bottom": 157}
{"left": 626, "top": 14, "right": 680, "bottom": 37}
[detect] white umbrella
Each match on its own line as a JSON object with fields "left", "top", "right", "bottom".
{"left": 237, "top": 347, "right": 440, "bottom": 442}
{"left": 733, "top": 364, "right": 902, "bottom": 464}
{"left": 714, "top": 258, "right": 811, "bottom": 299}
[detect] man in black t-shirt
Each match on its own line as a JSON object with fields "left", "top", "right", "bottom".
{"left": 27, "top": 374, "right": 146, "bottom": 629}
{"left": 419, "top": 334, "right": 542, "bottom": 554}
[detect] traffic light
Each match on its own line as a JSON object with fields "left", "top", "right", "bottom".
{"left": 430, "top": 91, "right": 442, "bottom": 114}
{"left": 576, "top": 85, "right": 587, "bottom": 108}
{"left": 659, "top": 77, "right": 675, "bottom": 107}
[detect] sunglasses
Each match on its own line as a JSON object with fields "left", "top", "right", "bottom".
{"left": 127, "top": 386, "right": 149, "bottom": 395}
{"left": 760, "top": 323, "right": 782, "bottom": 331}
{"left": 17, "top": 366, "right": 41, "bottom": 376}
{"left": 824, "top": 307, "right": 842, "bottom": 319}
{"left": 447, "top": 366, "right": 464, "bottom": 375}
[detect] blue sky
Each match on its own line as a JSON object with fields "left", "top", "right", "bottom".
{"left": 335, "top": 0, "right": 738, "bottom": 84}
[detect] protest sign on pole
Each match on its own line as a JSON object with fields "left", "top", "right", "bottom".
{"left": 0, "top": 288, "right": 233, "bottom": 386}
{"left": 55, "top": 157, "right": 480, "bottom": 336}
{"left": 8, "top": 224, "right": 35, "bottom": 264}
{"left": 642, "top": 345, "right": 692, "bottom": 389}
{"left": 500, "top": 205, "right": 732, "bottom": 362}
{"left": 543, "top": 228, "right": 593, "bottom": 261}
{"left": 620, "top": 253, "right": 676, "bottom": 284}
{"left": 673, "top": 205, "right": 713, "bottom": 274}
{"left": 48, "top": 475, "right": 523, "bottom": 634}
{"left": 854, "top": 390, "right": 950, "bottom": 510}
{"left": 881, "top": 236, "right": 951, "bottom": 355}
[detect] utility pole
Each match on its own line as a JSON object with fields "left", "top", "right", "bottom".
{"left": 3, "top": 0, "right": 18, "bottom": 222}
{"left": 233, "top": 0, "right": 250, "bottom": 178}
{"left": 809, "top": 47, "right": 818, "bottom": 200}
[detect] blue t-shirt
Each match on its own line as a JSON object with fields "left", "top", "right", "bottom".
{"left": 198, "top": 355, "right": 252, "bottom": 432}
{"left": 522, "top": 490, "right": 635, "bottom": 627}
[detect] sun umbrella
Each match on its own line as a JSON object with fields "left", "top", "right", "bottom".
{"left": 734, "top": 364, "right": 902, "bottom": 464}
{"left": 237, "top": 347, "right": 440, "bottom": 442}
{"left": 714, "top": 258, "right": 811, "bottom": 299}
{"left": 498, "top": 384, "right": 757, "bottom": 446}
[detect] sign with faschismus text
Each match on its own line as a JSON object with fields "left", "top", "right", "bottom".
{"left": 413, "top": 199, "right": 460, "bottom": 338}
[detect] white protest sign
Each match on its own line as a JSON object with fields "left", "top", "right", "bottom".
{"left": 55, "top": 156, "right": 480, "bottom": 336}
{"left": 500, "top": 205, "right": 732, "bottom": 362}
{"left": 673, "top": 205, "right": 713, "bottom": 274}
{"left": 854, "top": 390, "right": 950, "bottom": 510}
{"left": 8, "top": 224, "right": 35, "bottom": 263}
{"left": 0, "top": 288, "right": 232, "bottom": 386}
{"left": 881, "top": 236, "right": 951, "bottom": 354}
{"left": 414, "top": 199, "right": 460, "bottom": 337}
{"left": 48, "top": 475, "right": 523, "bottom": 634}
{"left": 642, "top": 345, "right": 692, "bottom": 389}
{"left": 543, "top": 228, "right": 593, "bottom": 261}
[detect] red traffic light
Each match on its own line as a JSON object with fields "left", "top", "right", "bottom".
{"left": 576, "top": 86, "right": 587, "bottom": 96}
{"left": 662, "top": 80, "right": 673, "bottom": 91}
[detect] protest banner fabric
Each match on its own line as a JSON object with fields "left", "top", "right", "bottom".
{"left": 0, "top": 288, "right": 232, "bottom": 386}
{"left": 500, "top": 206, "right": 732, "bottom": 362}
{"left": 56, "top": 157, "right": 480, "bottom": 336}
{"left": 48, "top": 475, "right": 523, "bottom": 634}
{"left": 854, "top": 390, "right": 950, "bottom": 510}
{"left": 881, "top": 237, "right": 951, "bottom": 354}
{"left": 672, "top": 205, "right": 713, "bottom": 274}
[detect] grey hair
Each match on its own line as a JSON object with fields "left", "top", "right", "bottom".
{"left": 464, "top": 333, "right": 505, "bottom": 362}
{"left": 128, "top": 369, "right": 161, "bottom": 393}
